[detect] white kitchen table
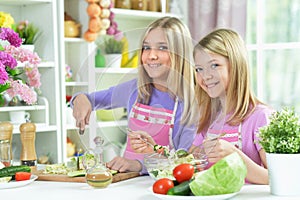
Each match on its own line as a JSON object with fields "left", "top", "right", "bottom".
{"left": 1, "top": 175, "right": 300, "bottom": 200}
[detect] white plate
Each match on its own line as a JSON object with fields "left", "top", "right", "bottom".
{"left": 0, "top": 175, "right": 38, "bottom": 189}
{"left": 149, "top": 187, "right": 239, "bottom": 200}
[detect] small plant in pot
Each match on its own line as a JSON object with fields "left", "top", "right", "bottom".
{"left": 258, "top": 107, "right": 300, "bottom": 196}
{"left": 102, "top": 36, "right": 124, "bottom": 68}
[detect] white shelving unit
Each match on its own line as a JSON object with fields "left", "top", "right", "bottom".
{"left": 0, "top": 0, "right": 62, "bottom": 164}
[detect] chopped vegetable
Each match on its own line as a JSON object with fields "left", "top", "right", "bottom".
{"left": 189, "top": 152, "right": 247, "bottom": 196}
{"left": 15, "top": 172, "right": 31, "bottom": 181}
{"left": 0, "top": 176, "right": 12, "bottom": 183}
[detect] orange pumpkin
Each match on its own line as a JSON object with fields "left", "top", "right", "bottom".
{"left": 85, "top": 0, "right": 100, "bottom": 3}
{"left": 87, "top": 3, "right": 101, "bottom": 17}
{"left": 89, "top": 16, "right": 102, "bottom": 33}
{"left": 84, "top": 30, "right": 98, "bottom": 42}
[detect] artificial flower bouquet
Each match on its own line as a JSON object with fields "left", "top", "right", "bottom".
{"left": 0, "top": 26, "right": 41, "bottom": 106}
{"left": 16, "top": 20, "right": 40, "bottom": 45}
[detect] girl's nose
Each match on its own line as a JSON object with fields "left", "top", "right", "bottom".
{"left": 200, "top": 69, "right": 213, "bottom": 80}
{"left": 149, "top": 49, "right": 158, "bottom": 60}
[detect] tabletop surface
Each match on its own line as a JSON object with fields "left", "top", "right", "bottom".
{"left": 1, "top": 175, "right": 300, "bottom": 200}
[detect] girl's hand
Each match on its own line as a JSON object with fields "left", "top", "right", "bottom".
{"left": 203, "top": 139, "right": 236, "bottom": 163}
{"left": 72, "top": 94, "right": 92, "bottom": 132}
{"left": 106, "top": 156, "right": 142, "bottom": 173}
{"left": 128, "top": 130, "right": 155, "bottom": 154}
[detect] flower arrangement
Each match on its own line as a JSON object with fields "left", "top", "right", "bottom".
{"left": 0, "top": 12, "right": 14, "bottom": 28}
{"left": 0, "top": 19, "right": 41, "bottom": 106}
{"left": 16, "top": 20, "right": 40, "bottom": 45}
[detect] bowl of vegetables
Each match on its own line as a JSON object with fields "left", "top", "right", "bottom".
{"left": 144, "top": 147, "right": 207, "bottom": 180}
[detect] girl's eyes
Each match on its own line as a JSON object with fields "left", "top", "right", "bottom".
{"left": 195, "top": 63, "right": 219, "bottom": 73}
{"left": 195, "top": 67, "right": 203, "bottom": 73}
{"left": 142, "top": 45, "right": 168, "bottom": 51}
{"left": 142, "top": 45, "right": 150, "bottom": 50}
{"left": 211, "top": 63, "right": 219, "bottom": 69}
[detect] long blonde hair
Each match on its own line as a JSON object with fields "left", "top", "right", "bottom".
{"left": 194, "top": 28, "right": 261, "bottom": 133}
{"left": 137, "top": 16, "right": 197, "bottom": 125}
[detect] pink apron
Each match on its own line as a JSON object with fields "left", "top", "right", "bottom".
{"left": 205, "top": 123, "right": 242, "bottom": 169}
{"left": 123, "top": 98, "right": 178, "bottom": 160}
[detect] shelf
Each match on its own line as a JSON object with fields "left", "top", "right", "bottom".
{"left": 0, "top": 105, "right": 46, "bottom": 112}
{"left": 0, "top": 0, "right": 51, "bottom": 6}
{"left": 65, "top": 82, "right": 89, "bottom": 87}
{"left": 64, "top": 38, "right": 85, "bottom": 43}
{"left": 94, "top": 68, "right": 138, "bottom": 74}
{"left": 17, "top": 61, "right": 55, "bottom": 68}
{"left": 111, "top": 8, "right": 182, "bottom": 20}
{"left": 13, "top": 124, "right": 57, "bottom": 134}
{"left": 96, "top": 120, "right": 128, "bottom": 128}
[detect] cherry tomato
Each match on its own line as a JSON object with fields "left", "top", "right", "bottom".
{"left": 173, "top": 163, "right": 194, "bottom": 183}
{"left": 152, "top": 178, "right": 174, "bottom": 195}
{"left": 15, "top": 172, "right": 31, "bottom": 181}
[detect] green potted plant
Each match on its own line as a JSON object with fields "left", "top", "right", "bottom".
{"left": 99, "top": 36, "right": 124, "bottom": 68}
{"left": 15, "top": 20, "right": 40, "bottom": 51}
{"left": 258, "top": 107, "right": 300, "bottom": 196}
{"left": 104, "top": 37, "right": 124, "bottom": 54}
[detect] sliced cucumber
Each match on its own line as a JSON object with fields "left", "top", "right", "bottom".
{"left": 67, "top": 170, "right": 86, "bottom": 177}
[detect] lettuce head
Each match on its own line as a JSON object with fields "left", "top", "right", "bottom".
{"left": 189, "top": 152, "right": 247, "bottom": 196}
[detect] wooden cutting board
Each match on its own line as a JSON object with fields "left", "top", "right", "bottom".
{"left": 33, "top": 170, "right": 140, "bottom": 183}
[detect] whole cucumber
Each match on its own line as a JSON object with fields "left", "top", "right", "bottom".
{"left": 167, "top": 180, "right": 191, "bottom": 196}
{"left": 0, "top": 165, "right": 31, "bottom": 178}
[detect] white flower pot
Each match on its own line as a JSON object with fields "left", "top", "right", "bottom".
{"left": 21, "top": 44, "right": 35, "bottom": 52}
{"left": 266, "top": 153, "right": 300, "bottom": 196}
{"left": 104, "top": 54, "right": 122, "bottom": 68}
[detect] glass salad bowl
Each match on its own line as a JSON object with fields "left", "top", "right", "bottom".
{"left": 144, "top": 149, "right": 208, "bottom": 180}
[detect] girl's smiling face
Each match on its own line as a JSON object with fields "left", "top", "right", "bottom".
{"left": 194, "top": 50, "right": 230, "bottom": 99}
{"left": 141, "top": 28, "right": 171, "bottom": 83}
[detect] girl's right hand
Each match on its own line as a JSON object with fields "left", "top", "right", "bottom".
{"left": 72, "top": 94, "right": 92, "bottom": 132}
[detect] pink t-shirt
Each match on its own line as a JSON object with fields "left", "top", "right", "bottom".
{"left": 193, "top": 104, "right": 274, "bottom": 166}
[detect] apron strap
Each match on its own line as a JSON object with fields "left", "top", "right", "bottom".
{"left": 168, "top": 97, "right": 178, "bottom": 149}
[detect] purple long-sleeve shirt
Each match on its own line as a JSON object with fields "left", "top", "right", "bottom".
{"left": 73, "top": 79, "right": 196, "bottom": 151}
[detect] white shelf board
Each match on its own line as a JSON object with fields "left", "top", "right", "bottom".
{"left": 17, "top": 61, "right": 55, "bottom": 68}
{"left": 96, "top": 119, "right": 128, "bottom": 128}
{"left": 0, "top": 105, "right": 46, "bottom": 112}
{"left": 0, "top": 0, "right": 51, "bottom": 5}
{"left": 65, "top": 82, "right": 89, "bottom": 87}
{"left": 64, "top": 38, "right": 86, "bottom": 43}
{"left": 13, "top": 124, "right": 57, "bottom": 134}
{"left": 94, "top": 68, "right": 137, "bottom": 74}
{"left": 111, "top": 8, "right": 182, "bottom": 20}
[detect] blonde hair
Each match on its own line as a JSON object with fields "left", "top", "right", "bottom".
{"left": 137, "top": 16, "right": 197, "bottom": 125}
{"left": 194, "top": 28, "right": 261, "bottom": 133}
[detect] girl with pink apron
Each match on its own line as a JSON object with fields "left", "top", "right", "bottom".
{"left": 123, "top": 98, "right": 178, "bottom": 160}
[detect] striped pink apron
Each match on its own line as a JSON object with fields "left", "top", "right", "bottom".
{"left": 123, "top": 98, "right": 178, "bottom": 160}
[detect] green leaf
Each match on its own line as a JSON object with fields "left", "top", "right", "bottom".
{"left": 258, "top": 107, "right": 300, "bottom": 153}
{"left": 189, "top": 152, "right": 247, "bottom": 196}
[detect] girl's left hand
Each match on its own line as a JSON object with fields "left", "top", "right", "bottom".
{"left": 203, "top": 139, "right": 236, "bottom": 163}
{"left": 128, "top": 130, "right": 155, "bottom": 154}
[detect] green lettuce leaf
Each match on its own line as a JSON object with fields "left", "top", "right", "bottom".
{"left": 189, "top": 152, "right": 247, "bottom": 196}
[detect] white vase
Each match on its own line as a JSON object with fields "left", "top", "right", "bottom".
{"left": 21, "top": 44, "right": 35, "bottom": 52}
{"left": 266, "top": 153, "right": 300, "bottom": 196}
{"left": 104, "top": 54, "right": 122, "bottom": 68}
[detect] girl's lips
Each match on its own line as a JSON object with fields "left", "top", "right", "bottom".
{"left": 147, "top": 63, "right": 161, "bottom": 68}
{"left": 206, "top": 81, "right": 219, "bottom": 88}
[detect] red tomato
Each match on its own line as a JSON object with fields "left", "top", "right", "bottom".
{"left": 15, "top": 172, "right": 31, "bottom": 181}
{"left": 173, "top": 163, "right": 194, "bottom": 183}
{"left": 152, "top": 178, "right": 174, "bottom": 195}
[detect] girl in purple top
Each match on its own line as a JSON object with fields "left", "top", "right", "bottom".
{"left": 190, "top": 28, "right": 274, "bottom": 184}
{"left": 71, "top": 17, "right": 198, "bottom": 174}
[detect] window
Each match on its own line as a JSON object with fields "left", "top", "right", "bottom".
{"left": 246, "top": 0, "right": 300, "bottom": 113}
